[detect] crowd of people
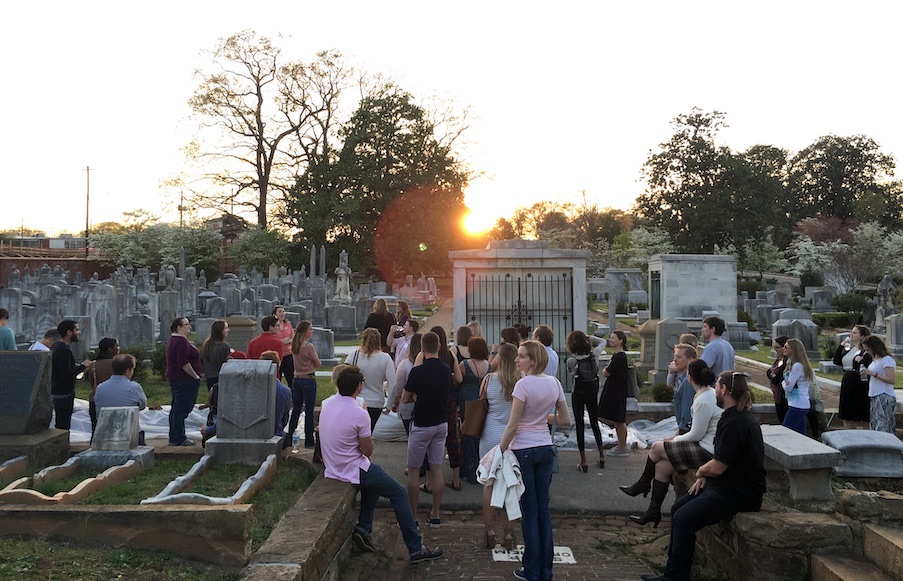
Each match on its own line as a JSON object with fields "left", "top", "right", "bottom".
{"left": 9, "top": 300, "right": 899, "bottom": 580}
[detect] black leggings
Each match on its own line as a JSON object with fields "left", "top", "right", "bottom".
{"left": 572, "top": 389, "right": 604, "bottom": 452}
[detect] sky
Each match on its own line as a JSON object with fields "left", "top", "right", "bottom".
{"left": 2, "top": 1, "right": 902, "bottom": 237}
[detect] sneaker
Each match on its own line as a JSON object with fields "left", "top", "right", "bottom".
{"left": 351, "top": 530, "right": 376, "bottom": 553}
{"left": 607, "top": 447, "right": 630, "bottom": 457}
{"left": 513, "top": 567, "right": 528, "bottom": 580}
{"left": 427, "top": 517, "right": 441, "bottom": 529}
{"left": 410, "top": 546, "right": 443, "bottom": 563}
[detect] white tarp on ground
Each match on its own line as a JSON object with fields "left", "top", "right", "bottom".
{"left": 371, "top": 409, "right": 676, "bottom": 451}
{"left": 63, "top": 398, "right": 670, "bottom": 449}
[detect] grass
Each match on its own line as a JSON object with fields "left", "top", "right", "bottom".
{"left": 0, "top": 538, "right": 242, "bottom": 580}
{"left": 4, "top": 457, "right": 316, "bottom": 577}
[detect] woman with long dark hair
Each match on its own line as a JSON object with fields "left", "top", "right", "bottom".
{"left": 620, "top": 359, "right": 722, "bottom": 527}
{"left": 862, "top": 335, "right": 897, "bottom": 433}
{"left": 600, "top": 330, "right": 630, "bottom": 456}
{"left": 459, "top": 336, "right": 490, "bottom": 484}
{"left": 766, "top": 335, "right": 789, "bottom": 424}
{"left": 165, "top": 317, "right": 202, "bottom": 447}
{"left": 200, "top": 320, "right": 231, "bottom": 427}
{"left": 289, "top": 320, "right": 321, "bottom": 447}
{"left": 566, "top": 330, "right": 605, "bottom": 471}
{"left": 833, "top": 325, "right": 872, "bottom": 429}
{"left": 781, "top": 338, "right": 813, "bottom": 435}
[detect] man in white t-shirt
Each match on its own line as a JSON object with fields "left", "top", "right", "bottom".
{"left": 29, "top": 328, "right": 61, "bottom": 351}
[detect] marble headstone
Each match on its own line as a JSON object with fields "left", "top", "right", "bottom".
{"left": 0, "top": 351, "right": 52, "bottom": 434}
{"left": 92, "top": 406, "right": 140, "bottom": 451}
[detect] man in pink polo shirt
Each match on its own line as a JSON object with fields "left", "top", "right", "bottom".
{"left": 319, "top": 365, "right": 443, "bottom": 564}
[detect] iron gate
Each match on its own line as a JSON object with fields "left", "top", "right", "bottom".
{"left": 464, "top": 270, "right": 574, "bottom": 385}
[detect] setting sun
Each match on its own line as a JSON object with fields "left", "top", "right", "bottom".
{"left": 463, "top": 180, "right": 509, "bottom": 234}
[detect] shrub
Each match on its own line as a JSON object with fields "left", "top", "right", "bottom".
{"left": 737, "top": 309, "right": 756, "bottom": 331}
{"left": 121, "top": 347, "right": 151, "bottom": 383}
{"left": 151, "top": 342, "right": 167, "bottom": 377}
{"left": 652, "top": 382, "right": 673, "bottom": 403}
{"left": 812, "top": 312, "right": 854, "bottom": 330}
{"left": 819, "top": 335, "right": 836, "bottom": 360}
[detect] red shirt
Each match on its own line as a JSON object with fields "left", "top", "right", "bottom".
{"left": 246, "top": 332, "right": 285, "bottom": 360}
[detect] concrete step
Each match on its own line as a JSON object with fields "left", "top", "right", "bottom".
{"left": 864, "top": 524, "right": 903, "bottom": 581}
{"left": 811, "top": 554, "right": 890, "bottom": 581}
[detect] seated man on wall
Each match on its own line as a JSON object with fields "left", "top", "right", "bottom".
{"left": 642, "top": 371, "right": 765, "bottom": 581}
{"left": 319, "top": 365, "right": 443, "bottom": 564}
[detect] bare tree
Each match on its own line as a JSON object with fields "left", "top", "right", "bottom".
{"left": 186, "top": 31, "right": 353, "bottom": 227}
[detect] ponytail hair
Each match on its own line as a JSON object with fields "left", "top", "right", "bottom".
{"left": 719, "top": 370, "right": 754, "bottom": 411}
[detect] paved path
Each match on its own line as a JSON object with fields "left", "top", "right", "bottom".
{"left": 337, "top": 442, "right": 669, "bottom": 581}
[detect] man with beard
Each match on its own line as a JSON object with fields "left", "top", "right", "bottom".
{"left": 51, "top": 319, "right": 94, "bottom": 430}
{"left": 642, "top": 371, "right": 765, "bottom": 581}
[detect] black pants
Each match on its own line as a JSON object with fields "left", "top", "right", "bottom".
{"left": 572, "top": 389, "right": 604, "bottom": 452}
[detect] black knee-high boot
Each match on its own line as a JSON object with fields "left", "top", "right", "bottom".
{"left": 619, "top": 457, "right": 656, "bottom": 497}
{"left": 629, "top": 479, "right": 669, "bottom": 527}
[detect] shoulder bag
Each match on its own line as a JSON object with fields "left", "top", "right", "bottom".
{"left": 461, "top": 372, "right": 490, "bottom": 437}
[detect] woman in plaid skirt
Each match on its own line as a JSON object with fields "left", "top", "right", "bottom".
{"left": 619, "top": 359, "right": 723, "bottom": 527}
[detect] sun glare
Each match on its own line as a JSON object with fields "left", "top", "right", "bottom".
{"left": 463, "top": 211, "right": 496, "bottom": 234}
{"left": 463, "top": 180, "right": 508, "bottom": 235}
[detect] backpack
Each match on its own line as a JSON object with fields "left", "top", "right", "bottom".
{"left": 573, "top": 356, "right": 599, "bottom": 394}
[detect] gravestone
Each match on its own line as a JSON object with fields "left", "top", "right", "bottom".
{"left": 89, "top": 284, "right": 119, "bottom": 342}
{"left": 648, "top": 317, "right": 689, "bottom": 384}
{"left": 223, "top": 316, "right": 257, "bottom": 353}
{"left": 205, "top": 359, "right": 282, "bottom": 464}
{"left": 311, "top": 327, "right": 339, "bottom": 367}
{"left": 822, "top": 430, "right": 903, "bottom": 478}
{"left": 120, "top": 313, "right": 155, "bottom": 352}
{"left": 326, "top": 304, "right": 358, "bottom": 340}
{"left": 0, "top": 352, "right": 53, "bottom": 435}
{"left": 726, "top": 321, "right": 751, "bottom": 352}
{"left": 886, "top": 314, "right": 903, "bottom": 357}
{"left": 0, "top": 351, "right": 69, "bottom": 468}
{"left": 311, "top": 278, "right": 327, "bottom": 326}
{"left": 158, "top": 289, "right": 179, "bottom": 342}
{"left": 76, "top": 406, "right": 155, "bottom": 469}
{"left": 208, "top": 296, "right": 226, "bottom": 318}
{"left": 772, "top": 318, "right": 820, "bottom": 360}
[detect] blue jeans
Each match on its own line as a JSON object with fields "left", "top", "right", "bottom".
{"left": 783, "top": 406, "right": 808, "bottom": 435}
{"left": 358, "top": 463, "right": 422, "bottom": 557}
{"left": 289, "top": 377, "right": 317, "bottom": 446}
{"left": 169, "top": 378, "right": 200, "bottom": 445}
{"left": 664, "top": 486, "right": 762, "bottom": 581}
{"left": 513, "top": 445, "right": 555, "bottom": 581}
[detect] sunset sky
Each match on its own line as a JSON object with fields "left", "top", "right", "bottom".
{"left": 2, "top": 1, "right": 901, "bottom": 236}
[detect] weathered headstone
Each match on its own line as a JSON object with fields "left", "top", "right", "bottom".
{"left": 92, "top": 406, "right": 140, "bottom": 451}
{"left": 0, "top": 352, "right": 53, "bottom": 435}
{"left": 205, "top": 359, "right": 282, "bottom": 464}
{"left": 648, "top": 317, "right": 689, "bottom": 384}
{"left": 326, "top": 304, "right": 358, "bottom": 340}
{"left": 0, "top": 351, "right": 69, "bottom": 468}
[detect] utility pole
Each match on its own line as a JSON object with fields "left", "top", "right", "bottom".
{"left": 178, "top": 190, "right": 185, "bottom": 227}
{"left": 84, "top": 166, "right": 90, "bottom": 259}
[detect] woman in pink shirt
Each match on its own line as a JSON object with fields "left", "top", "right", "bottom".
{"left": 272, "top": 305, "right": 294, "bottom": 383}
{"left": 499, "top": 340, "right": 569, "bottom": 581}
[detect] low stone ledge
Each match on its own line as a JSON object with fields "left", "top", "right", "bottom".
{"left": 0, "top": 504, "right": 252, "bottom": 567}
{"left": 698, "top": 511, "right": 852, "bottom": 581}
{"left": 244, "top": 473, "right": 356, "bottom": 581}
{"left": 836, "top": 489, "right": 903, "bottom": 524}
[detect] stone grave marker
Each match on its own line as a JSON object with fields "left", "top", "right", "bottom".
{"left": 205, "top": 359, "right": 282, "bottom": 464}
{"left": 0, "top": 351, "right": 53, "bottom": 435}
{"left": 92, "top": 406, "right": 140, "bottom": 451}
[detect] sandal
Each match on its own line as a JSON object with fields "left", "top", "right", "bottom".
{"left": 445, "top": 480, "right": 462, "bottom": 491}
{"left": 502, "top": 527, "right": 516, "bottom": 550}
{"left": 419, "top": 482, "right": 432, "bottom": 494}
{"left": 485, "top": 528, "right": 497, "bottom": 549}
